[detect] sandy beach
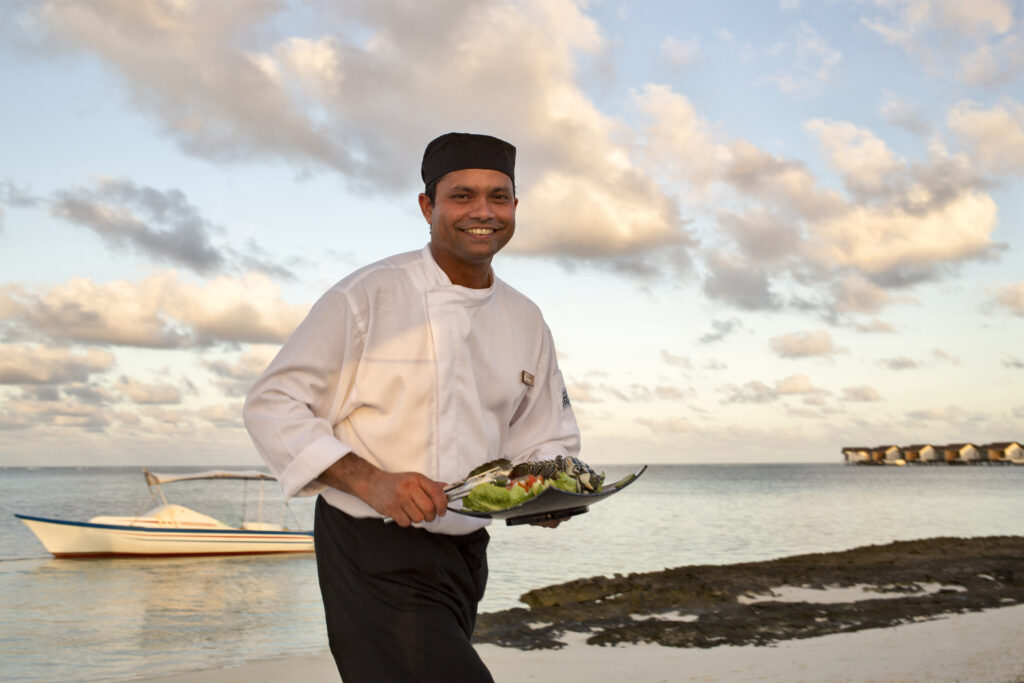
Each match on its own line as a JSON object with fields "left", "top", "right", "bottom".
{"left": 132, "top": 537, "right": 1024, "bottom": 682}
{"left": 138, "top": 603, "right": 1024, "bottom": 682}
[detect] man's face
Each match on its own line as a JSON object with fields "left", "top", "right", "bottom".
{"left": 420, "top": 168, "right": 517, "bottom": 271}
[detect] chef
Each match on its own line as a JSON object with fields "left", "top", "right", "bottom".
{"left": 243, "top": 132, "right": 581, "bottom": 682}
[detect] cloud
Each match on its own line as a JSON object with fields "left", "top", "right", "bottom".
{"left": 634, "top": 83, "right": 731, "bottom": 189}
{"left": 804, "top": 119, "right": 904, "bottom": 200}
{"left": 761, "top": 22, "right": 841, "bottom": 93}
{"left": 948, "top": 100, "right": 1024, "bottom": 175}
{"left": 993, "top": 281, "right": 1024, "bottom": 315}
{"left": 116, "top": 375, "right": 182, "bottom": 404}
{"left": 1003, "top": 353, "right": 1024, "bottom": 369}
{"left": 718, "top": 209, "right": 801, "bottom": 263}
{"left": 768, "top": 329, "right": 842, "bottom": 358}
{"left": 722, "top": 374, "right": 825, "bottom": 403}
{"left": 841, "top": 385, "right": 882, "bottom": 402}
{"left": 0, "top": 345, "right": 115, "bottom": 384}
{"left": 880, "top": 356, "right": 918, "bottom": 370}
{"left": 51, "top": 178, "right": 225, "bottom": 274}
{"left": 697, "top": 318, "right": 742, "bottom": 344}
{"left": 660, "top": 36, "right": 701, "bottom": 70}
{"left": 905, "top": 404, "right": 985, "bottom": 423}
{"left": 204, "top": 345, "right": 279, "bottom": 396}
{"left": 0, "top": 272, "right": 307, "bottom": 348}
{"left": 21, "top": 0, "right": 693, "bottom": 271}
{"left": 1, "top": 385, "right": 113, "bottom": 432}
{"left": 722, "top": 380, "right": 778, "bottom": 404}
{"left": 703, "top": 251, "right": 781, "bottom": 310}
{"left": 46, "top": 178, "right": 295, "bottom": 279}
{"left": 831, "top": 274, "right": 899, "bottom": 314}
{"left": 856, "top": 318, "right": 895, "bottom": 333}
{"left": 862, "top": 0, "right": 1024, "bottom": 86}
{"left": 659, "top": 349, "right": 692, "bottom": 368}
{"left": 806, "top": 190, "right": 999, "bottom": 286}
{"left": 880, "top": 93, "right": 932, "bottom": 136}
{"left": 774, "top": 374, "right": 825, "bottom": 395}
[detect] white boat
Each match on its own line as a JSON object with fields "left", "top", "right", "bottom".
{"left": 15, "top": 469, "right": 314, "bottom": 558}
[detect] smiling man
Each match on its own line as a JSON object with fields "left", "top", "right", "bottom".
{"left": 244, "top": 133, "right": 581, "bottom": 682}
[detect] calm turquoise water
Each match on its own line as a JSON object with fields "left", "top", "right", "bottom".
{"left": 1, "top": 464, "right": 1022, "bottom": 682}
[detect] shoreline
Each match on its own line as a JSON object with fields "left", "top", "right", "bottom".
{"left": 134, "top": 604, "right": 1024, "bottom": 683}
{"left": 129, "top": 536, "right": 1024, "bottom": 682}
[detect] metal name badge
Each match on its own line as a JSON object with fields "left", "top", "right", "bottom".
{"left": 521, "top": 370, "right": 535, "bottom": 386}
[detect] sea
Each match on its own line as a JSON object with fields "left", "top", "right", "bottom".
{"left": 1, "top": 463, "right": 1022, "bottom": 682}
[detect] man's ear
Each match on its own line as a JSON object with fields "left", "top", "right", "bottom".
{"left": 417, "top": 193, "right": 433, "bottom": 223}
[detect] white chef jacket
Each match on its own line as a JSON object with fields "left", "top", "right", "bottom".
{"left": 243, "top": 245, "right": 581, "bottom": 535}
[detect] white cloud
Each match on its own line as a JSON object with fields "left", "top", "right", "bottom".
{"left": 659, "top": 349, "right": 692, "bottom": 368}
{"left": 769, "top": 330, "right": 842, "bottom": 358}
{"left": 762, "top": 22, "right": 841, "bottom": 93}
{"left": 22, "top": 0, "right": 691, "bottom": 269}
{"left": 116, "top": 376, "right": 181, "bottom": 404}
{"left": 0, "top": 345, "right": 115, "bottom": 384}
{"left": 0, "top": 272, "right": 308, "bottom": 348}
{"left": 805, "top": 119, "right": 905, "bottom": 199}
{"left": 863, "top": 0, "right": 1023, "bottom": 86}
{"left": 205, "top": 345, "right": 279, "bottom": 396}
{"left": 635, "top": 84, "right": 731, "bottom": 190}
{"left": 881, "top": 356, "right": 919, "bottom": 370}
{"left": 806, "top": 191, "right": 998, "bottom": 283}
{"left": 993, "top": 281, "right": 1024, "bottom": 315}
{"left": 905, "top": 404, "right": 984, "bottom": 423}
{"left": 832, "top": 274, "right": 898, "bottom": 314}
{"left": 880, "top": 92, "right": 932, "bottom": 136}
{"left": 774, "top": 374, "right": 825, "bottom": 395}
{"left": 659, "top": 36, "right": 701, "bottom": 69}
{"left": 722, "top": 380, "right": 778, "bottom": 404}
{"left": 948, "top": 100, "right": 1024, "bottom": 175}
{"left": 841, "top": 385, "right": 882, "bottom": 402}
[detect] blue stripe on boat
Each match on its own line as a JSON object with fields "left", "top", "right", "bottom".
{"left": 14, "top": 513, "right": 313, "bottom": 538}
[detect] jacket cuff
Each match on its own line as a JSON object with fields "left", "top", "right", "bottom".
{"left": 279, "top": 435, "right": 351, "bottom": 499}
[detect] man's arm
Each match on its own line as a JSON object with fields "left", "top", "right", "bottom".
{"left": 317, "top": 453, "right": 448, "bottom": 527}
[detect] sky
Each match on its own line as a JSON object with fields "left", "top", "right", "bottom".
{"left": 0, "top": 0, "right": 1022, "bottom": 467}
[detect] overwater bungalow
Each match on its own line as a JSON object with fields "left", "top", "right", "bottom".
{"left": 980, "top": 441, "right": 1024, "bottom": 464}
{"left": 841, "top": 447, "right": 872, "bottom": 464}
{"left": 873, "top": 445, "right": 903, "bottom": 464}
{"left": 902, "top": 444, "right": 937, "bottom": 463}
{"left": 843, "top": 440, "right": 1021, "bottom": 465}
{"left": 939, "top": 443, "right": 980, "bottom": 464}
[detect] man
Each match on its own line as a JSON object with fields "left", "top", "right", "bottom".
{"left": 243, "top": 132, "right": 581, "bottom": 682}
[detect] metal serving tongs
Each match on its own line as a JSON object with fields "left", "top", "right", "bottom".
{"left": 443, "top": 458, "right": 515, "bottom": 502}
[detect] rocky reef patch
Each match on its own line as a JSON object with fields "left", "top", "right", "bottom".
{"left": 473, "top": 536, "right": 1024, "bottom": 650}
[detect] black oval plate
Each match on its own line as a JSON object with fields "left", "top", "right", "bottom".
{"left": 450, "top": 465, "right": 647, "bottom": 525}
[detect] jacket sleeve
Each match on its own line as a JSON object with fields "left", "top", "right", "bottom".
{"left": 504, "top": 321, "right": 581, "bottom": 464}
{"left": 243, "top": 288, "right": 365, "bottom": 499}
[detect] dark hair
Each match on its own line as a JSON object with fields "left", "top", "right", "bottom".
{"left": 424, "top": 179, "right": 439, "bottom": 203}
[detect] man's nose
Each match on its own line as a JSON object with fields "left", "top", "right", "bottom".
{"left": 467, "top": 196, "right": 495, "bottom": 219}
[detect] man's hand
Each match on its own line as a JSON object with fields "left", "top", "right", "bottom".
{"left": 366, "top": 470, "right": 449, "bottom": 527}
{"left": 317, "top": 453, "right": 449, "bottom": 527}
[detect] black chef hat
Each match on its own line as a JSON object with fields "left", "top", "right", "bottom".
{"left": 421, "top": 132, "right": 516, "bottom": 188}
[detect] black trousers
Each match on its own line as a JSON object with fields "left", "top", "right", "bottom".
{"left": 314, "top": 496, "right": 493, "bottom": 682}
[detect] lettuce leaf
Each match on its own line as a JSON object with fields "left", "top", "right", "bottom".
{"left": 462, "top": 481, "right": 533, "bottom": 512}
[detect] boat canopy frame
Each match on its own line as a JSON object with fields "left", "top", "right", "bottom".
{"left": 137, "top": 468, "right": 299, "bottom": 530}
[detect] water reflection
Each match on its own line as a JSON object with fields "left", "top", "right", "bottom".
{"left": 3, "top": 554, "right": 326, "bottom": 682}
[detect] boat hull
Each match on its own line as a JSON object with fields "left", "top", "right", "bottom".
{"left": 15, "top": 514, "right": 314, "bottom": 557}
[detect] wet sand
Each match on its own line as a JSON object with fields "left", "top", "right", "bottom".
{"left": 137, "top": 537, "right": 1024, "bottom": 682}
